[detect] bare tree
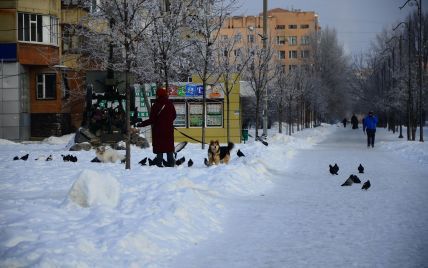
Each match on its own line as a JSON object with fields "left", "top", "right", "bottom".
{"left": 187, "top": 0, "right": 237, "bottom": 149}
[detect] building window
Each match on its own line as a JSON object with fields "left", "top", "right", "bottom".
{"left": 18, "top": 13, "right": 58, "bottom": 45}
{"left": 234, "top": 34, "right": 242, "bottom": 43}
{"left": 247, "top": 34, "right": 255, "bottom": 43}
{"left": 62, "top": 25, "right": 82, "bottom": 53}
{"left": 188, "top": 103, "right": 203, "bottom": 127}
{"left": 276, "top": 36, "right": 286, "bottom": 45}
{"left": 234, "top": 49, "right": 241, "bottom": 57}
{"left": 301, "top": 50, "right": 310, "bottom": 58}
{"left": 301, "top": 36, "right": 310, "bottom": 45}
{"left": 288, "top": 24, "right": 297, "bottom": 29}
{"left": 278, "top": 50, "right": 286, "bottom": 59}
{"left": 289, "top": 65, "right": 297, "bottom": 71}
{"left": 36, "top": 74, "right": 56, "bottom": 100}
{"left": 289, "top": 50, "right": 297, "bottom": 59}
{"left": 207, "top": 102, "right": 223, "bottom": 127}
{"left": 173, "top": 102, "right": 186, "bottom": 127}
{"left": 300, "top": 24, "right": 309, "bottom": 29}
{"left": 288, "top": 36, "right": 297, "bottom": 45}
{"left": 276, "top": 25, "right": 285, "bottom": 29}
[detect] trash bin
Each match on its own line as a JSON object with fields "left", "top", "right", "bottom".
{"left": 242, "top": 128, "right": 248, "bottom": 143}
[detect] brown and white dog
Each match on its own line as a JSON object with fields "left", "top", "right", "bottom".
{"left": 207, "top": 140, "right": 234, "bottom": 165}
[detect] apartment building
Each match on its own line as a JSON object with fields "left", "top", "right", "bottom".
{"left": 220, "top": 8, "right": 320, "bottom": 71}
{"left": 0, "top": 0, "right": 90, "bottom": 140}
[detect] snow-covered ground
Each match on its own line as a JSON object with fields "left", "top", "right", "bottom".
{"left": 0, "top": 125, "right": 427, "bottom": 267}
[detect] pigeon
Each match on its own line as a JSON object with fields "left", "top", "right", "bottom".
{"left": 237, "top": 149, "right": 245, "bottom": 157}
{"left": 175, "top": 156, "right": 185, "bottom": 166}
{"left": 358, "top": 164, "right": 364, "bottom": 174}
{"left": 148, "top": 158, "right": 156, "bottom": 166}
{"left": 20, "top": 154, "right": 29, "bottom": 161}
{"left": 70, "top": 155, "right": 77, "bottom": 162}
{"left": 91, "top": 157, "right": 101, "bottom": 163}
{"left": 138, "top": 157, "right": 147, "bottom": 166}
{"left": 341, "top": 176, "right": 353, "bottom": 186}
{"left": 13, "top": 156, "right": 19, "bottom": 160}
{"left": 329, "top": 164, "right": 338, "bottom": 175}
{"left": 362, "top": 180, "right": 371, "bottom": 190}
{"left": 204, "top": 158, "right": 210, "bottom": 167}
{"left": 46, "top": 155, "right": 53, "bottom": 161}
{"left": 187, "top": 159, "right": 193, "bottom": 167}
{"left": 256, "top": 136, "right": 268, "bottom": 146}
{"left": 350, "top": 174, "right": 361, "bottom": 183}
{"left": 333, "top": 163, "right": 339, "bottom": 173}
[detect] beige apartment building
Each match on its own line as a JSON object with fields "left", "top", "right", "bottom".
{"left": 220, "top": 8, "right": 320, "bottom": 71}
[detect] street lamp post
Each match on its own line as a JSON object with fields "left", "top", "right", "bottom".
{"left": 262, "top": 0, "right": 268, "bottom": 138}
{"left": 400, "top": 0, "right": 424, "bottom": 142}
{"left": 394, "top": 21, "right": 413, "bottom": 140}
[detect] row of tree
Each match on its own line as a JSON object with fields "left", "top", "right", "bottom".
{"left": 351, "top": 9, "right": 427, "bottom": 142}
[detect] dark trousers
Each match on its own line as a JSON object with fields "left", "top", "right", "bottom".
{"left": 366, "top": 129, "right": 376, "bottom": 147}
{"left": 155, "top": 152, "right": 175, "bottom": 167}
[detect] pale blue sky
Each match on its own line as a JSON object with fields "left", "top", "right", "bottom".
{"left": 235, "top": 0, "right": 426, "bottom": 56}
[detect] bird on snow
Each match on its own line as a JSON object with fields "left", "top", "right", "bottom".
{"left": 333, "top": 163, "right": 339, "bottom": 173}
{"left": 358, "top": 164, "right": 364, "bottom": 174}
{"left": 362, "top": 180, "right": 371, "bottom": 190}
{"left": 20, "top": 154, "right": 29, "bottom": 161}
{"left": 13, "top": 156, "right": 19, "bottom": 160}
{"left": 329, "top": 164, "right": 338, "bottom": 175}
{"left": 204, "top": 158, "right": 210, "bottom": 167}
{"left": 187, "top": 159, "right": 193, "bottom": 167}
{"left": 46, "top": 155, "right": 53, "bottom": 161}
{"left": 175, "top": 156, "right": 185, "bottom": 166}
{"left": 148, "top": 158, "right": 156, "bottom": 166}
{"left": 237, "top": 149, "right": 245, "bottom": 157}
{"left": 91, "top": 157, "right": 101, "bottom": 163}
{"left": 341, "top": 176, "right": 353, "bottom": 186}
{"left": 350, "top": 174, "right": 361, "bottom": 183}
{"left": 138, "top": 157, "right": 147, "bottom": 166}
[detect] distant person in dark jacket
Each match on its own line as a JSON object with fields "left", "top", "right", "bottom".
{"left": 351, "top": 114, "right": 358, "bottom": 129}
{"left": 342, "top": 118, "right": 347, "bottom": 128}
{"left": 138, "top": 88, "right": 176, "bottom": 167}
{"left": 363, "top": 111, "right": 378, "bottom": 148}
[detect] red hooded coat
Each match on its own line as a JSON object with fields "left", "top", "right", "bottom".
{"left": 139, "top": 89, "right": 176, "bottom": 153}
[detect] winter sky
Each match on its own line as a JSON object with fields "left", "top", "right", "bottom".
{"left": 235, "top": 0, "right": 427, "bottom": 57}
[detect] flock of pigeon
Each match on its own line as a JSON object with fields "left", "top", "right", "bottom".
{"left": 13, "top": 153, "right": 77, "bottom": 162}
{"left": 329, "top": 163, "right": 371, "bottom": 190}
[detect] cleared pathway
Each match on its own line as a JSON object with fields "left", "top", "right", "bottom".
{"left": 165, "top": 127, "right": 428, "bottom": 268}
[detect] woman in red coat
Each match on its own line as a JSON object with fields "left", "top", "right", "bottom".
{"left": 138, "top": 88, "right": 176, "bottom": 167}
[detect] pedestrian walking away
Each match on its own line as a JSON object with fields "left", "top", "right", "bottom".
{"left": 342, "top": 118, "right": 347, "bottom": 128}
{"left": 351, "top": 114, "right": 358, "bottom": 129}
{"left": 363, "top": 111, "right": 378, "bottom": 148}
{"left": 137, "top": 88, "right": 176, "bottom": 167}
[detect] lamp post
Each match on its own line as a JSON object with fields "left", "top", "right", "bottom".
{"left": 400, "top": 0, "right": 423, "bottom": 141}
{"left": 262, "top": 0, "right": 268, "bottom": 138}
{"left": 394, "top": 21, "right": 413, "bottom": 140}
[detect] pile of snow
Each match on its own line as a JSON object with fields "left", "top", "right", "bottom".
{"left": 66, "top": 169, "right": 120, "bottom": 208}
{"left": 0, "top": 139, "right": 16, "bottom": 145}
{"left": 42, "top": 133, "right": 75, "bottom": 145}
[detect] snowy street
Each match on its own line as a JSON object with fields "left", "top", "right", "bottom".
{"left": 0, "top": 125, "right": 427, "bottom": 267}
{"left": 167, "top": 126, "right": 428, "bottom": 268}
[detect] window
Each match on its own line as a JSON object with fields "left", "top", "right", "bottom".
{"left": 89, "top": 0, "right": 100, "bottom": 13}
{"left": 300, "top": 24, "right": 309, "bottom": 29}
{"left": 62, "top": 25, "right": 81, "bottom": 53}
{"left": 234, "top": 34, "right": 242, "bottom": 43}
{"left": 247, "top": 34, "right": 255, "bottom": 43}
{"left": 276, "top": 25, "right": 285, "bottom": 29}
{"left": 288, "top": 24, "right": 297, "bottom": 29}
{"left": 289, "top": 50, "right": 297, "bottom": 59}
{"left": 301, "top": 36, "right": 310, "bottom": 45}
{"left": 276, "top": 36, "right": 286, "bottom": 45}
{"left": 18, "top": 13, "right": 58, "bottom": 45}
{"left": 288, "top": 65, "right": 297, "bottom": 71}
{"left": 36, "top": 74, "right": 56, "bottom": 100}
{"left": 278, "top": 50, "right": 286, "bottom": 59}
{"left": 207, "top": 102, "right": 223, "bottom": 127}
{"left": 288, "top": 36, "right": 297, "bottom": 45}
{"left": 173, "top": 102, "right": 186, "bottom": 127}
{"left": 234, "top": 49, "right": 241, "bottom": 57}
{"left": 188, "top": 103, "right": 203, "bottom": 127}
{"left": 301, "top": 50, "right": 310, "bottom": 58}
{"left": 223, "top": 50, "right": 228, "bottom": 57}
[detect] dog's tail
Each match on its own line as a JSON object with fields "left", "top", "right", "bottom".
{"left": 227, "top": 142, "right": 234, "bottom": 151}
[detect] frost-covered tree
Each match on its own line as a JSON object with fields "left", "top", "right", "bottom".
{"left": 213, "top": 32, "right": 250, "bottom": 142}
{"left": 186, "top": 0, "right": 238, "bottom": 148}
{"left": 77, "top": 0, "right": 157, "bottom": 169}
